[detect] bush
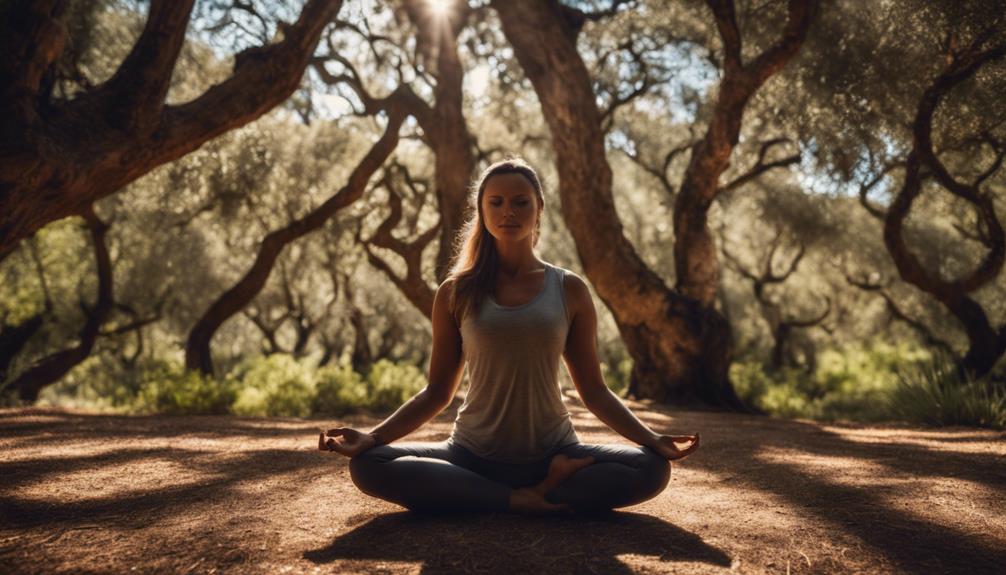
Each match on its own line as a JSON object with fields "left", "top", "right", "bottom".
{"left": 365, "top": 359, "right": 427, "bottom": 412}
{"left": 731, "top": 363, "right": 811, "bottom": 418}
{"left": 731, "top": 341, "right": 930, "bottom": 422}
{"left": 136, "top": 360, "right": 234, "bottom": 415}
{"left": 313, "top": 362, "right": 369, "bottom": 415}
{"left": 228, "top": 354, "right": 315, "bottom": 417}
{"left": 890, "top": 356, "right": 1006, "bottom": 429}
{"left": 31, "top": 354, "right": 149, "bottom": 412}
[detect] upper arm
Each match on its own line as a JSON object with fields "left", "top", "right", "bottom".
{"left": 561, "top": 272, "right": 608, "bottom": 405}
{"left": 425, "top": 278, "right": 466, "bottom": 406}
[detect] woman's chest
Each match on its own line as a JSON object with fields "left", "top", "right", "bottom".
{"left": 461, "top": 302, "right": 568, "bottom": 356}
{"left": 492, "top": 270, "right": 546, "bottom": 306}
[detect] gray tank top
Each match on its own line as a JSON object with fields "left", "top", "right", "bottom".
{"left": 448, "top": 263, "right": 580, "bottom": 462}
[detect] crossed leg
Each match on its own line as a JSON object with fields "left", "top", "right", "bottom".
{"left": 346, "top": 441, "right": 670, "bottom": 514}
{"left": 546, "top": 443, "right": 671, "bottom": 512}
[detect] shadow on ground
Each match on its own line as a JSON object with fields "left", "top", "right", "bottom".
{"left": 642, "top": 406, "right": 1006, "bottom": 575}
{"left": 305, "top": 511, "right": 731, "bottom": 574}
{"left": 2, "top": 407, "right": 1004, "bottom": 574}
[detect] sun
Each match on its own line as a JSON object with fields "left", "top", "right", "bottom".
{"left": 427, "top": 0, "right": 452, "bottom": 19}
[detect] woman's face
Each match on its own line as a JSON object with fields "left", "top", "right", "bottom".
{"left": 481, "top": 172, "right": 541, "bottom": 244}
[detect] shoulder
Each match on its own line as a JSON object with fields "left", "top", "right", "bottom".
{"left": 435, "top": 277, "right": 464, "bottom": 327}
{"left": 436, "top": 277, "right": 458, "bottom": 296}
{"left": 557, "top": 268, "right": 592, "bottom": 315}
{"left": 433, "top": 277, "right": 457, "bottom": 315}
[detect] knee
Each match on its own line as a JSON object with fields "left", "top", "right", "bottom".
{"left": 638, "top": 447, "right": 671, "bottom": 494}
{"left": 348, "top": 446, "right": 384, "bottom": 492}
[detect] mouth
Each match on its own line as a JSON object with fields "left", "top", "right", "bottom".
{"left": 500, "top": 224, "right": 520, "bottom": 228}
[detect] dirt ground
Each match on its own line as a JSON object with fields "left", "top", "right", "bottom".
{"left": 2, "top": 394, "right": 1004, "bottom": 575}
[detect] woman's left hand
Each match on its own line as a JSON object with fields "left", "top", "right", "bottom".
{"left": 651, "top": 433, "right": 700, "bottom": 461}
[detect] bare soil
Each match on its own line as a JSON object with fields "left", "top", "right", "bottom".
{"left": 2, "top": 395, "right": 1004, "bottom": 574}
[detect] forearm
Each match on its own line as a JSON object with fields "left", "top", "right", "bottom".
{"left": 367, "top": 388, "right": 447, "bottom": 445}
{"left": 583, "top": 388, "right": 659, "bottom": 448}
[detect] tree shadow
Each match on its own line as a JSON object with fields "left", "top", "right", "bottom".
{"left": 0, "top": 448, "right": 322, "bottom": 530}
{"left": 0, "top": 410, "right": 329, "bottom": 448}
{"left": 304, "top": 511, "right": 731, "bottom": 574}
{"left": 642, "top": 407, "right": 1006, "bottom": 575}
{"left": 0, "top": 446, "right": 191, "bottom": 492}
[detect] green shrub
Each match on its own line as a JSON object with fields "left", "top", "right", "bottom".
{"left": 731, "top": 342, "right": 932, "bottom": 422}
{"left": 731, "top": 360, "right": 775, "bottom": 405}
{"left": 365, "top": 359, "right": 427, "bottom": 411}
{"left": 313, "top": 362, "right": 369, "bottom": 415}
{"left": 136, "top": 360, "right": 234, "bottom": 415}
{"left": 229, "top": 354, "right": 315, "bottom": 417}
{"left": 732, "top": 362, "right": 811, "bottom": 418}
{"left": 890, "top": 356, "right": 1006, "bottom": 429}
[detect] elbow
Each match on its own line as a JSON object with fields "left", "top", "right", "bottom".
{"left": 424, "top": 387, "right": 454, "bottom": 411}
{"left": 579, "top": 386, "right": 613, "bottom": 412}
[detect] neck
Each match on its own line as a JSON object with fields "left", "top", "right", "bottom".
{"left": 494, "top": 239, "right": 540, "bottom": 277}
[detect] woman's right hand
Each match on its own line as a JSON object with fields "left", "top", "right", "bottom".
{"left": 318, "top": 427, "right": 377, "bottom": 458}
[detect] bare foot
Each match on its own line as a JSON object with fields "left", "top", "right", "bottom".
{"left": 508, "top": 453, "right": 594, "bottom": 514}
{"left": 509, "top": 487, "right": 570, "bottom": 514}
{"left": 540, "top": 453, "right": 595, "bottom": 493}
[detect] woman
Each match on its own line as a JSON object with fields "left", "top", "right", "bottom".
{"left": 320, "top": 158, "right": 699, "bottom": 514}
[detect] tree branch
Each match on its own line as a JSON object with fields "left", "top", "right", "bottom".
{"left": 10, "top": 205, "right": 113, "bottom": 401}
{"left": 720, "top": 138, "right": 800, "bottom": 194}
{"left": 3, "top": 0, "right": 70, "bottom": 97}
{"left": 845, "top": 273, "right": 957, "bottom": 359}
{"left": 158, "top": 0, "right": 343, "bottom": 157}
{"left": 99, "top": 0, "right": 196, "bottom": 130}
{"left": 357, "top": 164, "right": 440, "bottom": 318}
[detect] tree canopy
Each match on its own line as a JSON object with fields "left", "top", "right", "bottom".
{"left": 2, "top": 0, "right": 1004, "bottom": 415}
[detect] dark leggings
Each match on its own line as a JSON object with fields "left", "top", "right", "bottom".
{"left": 348, "top": 441, "right": 671, "bottom": 513}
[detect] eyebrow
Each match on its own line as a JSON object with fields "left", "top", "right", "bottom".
{"left": 486, "top": 194, "right": 531, "bottom": 199}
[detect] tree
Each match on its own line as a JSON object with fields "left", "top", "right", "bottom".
{"left": 6, "top": 206, "right": 112, "bottom": 402}
{"left": 184, "top": 93, "right": 410, "bottom": 376}
{"left": 722, "top": 228, "right": 830, "bottom": 371}
{"left": 312, "top": 0, "right": 477, "bottom": 318}
{"left": 0, "top": 0, "right": 343, "bottom": 261}
{"left": 881, "top": 30, "right": 1006, "bottom": 377}
{"left": 491, "top": 0, "right": 817, "bottom": 405}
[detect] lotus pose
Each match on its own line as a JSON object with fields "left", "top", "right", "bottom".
{"left": 320, "top": 158, "right": 699, "bottom": 514}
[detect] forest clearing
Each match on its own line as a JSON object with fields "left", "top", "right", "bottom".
{"left": 4, "top": 1, "right": 1006, "bottom": 573}
{"left": 2, "top": 399, "right": 1003, "bottom": 575}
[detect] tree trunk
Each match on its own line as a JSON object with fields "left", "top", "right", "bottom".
{"left": 357, "top": 0, "right": 474, "bottom": 317}
{"left": 428, "top": 16, "right": 475, "bottom": 282}
{"left": 184, "top": 100, "right": 408, "bottom": 376}
{"left": 0, "top": 0, "right": 343, "bottom": 261}
{"left": 341, "top": 275, "right": 373, "bottom": 374}
{"left": 492, "top": 0, "right": 815, "bottom": 406}
{"left": 10, "top": 206, "right": 112, "bottom": 402}
{"left": 0, "top": 314, "right": 46, "bottom": 386}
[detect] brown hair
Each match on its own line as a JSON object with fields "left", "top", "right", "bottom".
{"left": 447, "top": 158, "right": 545, "bottom": 322}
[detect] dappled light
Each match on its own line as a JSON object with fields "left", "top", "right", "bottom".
{"left": 3, "top": 406, "right": 1003, "bottom": 573}
{"left": 3, "top": 0, "right": 1006, "bottom": 573}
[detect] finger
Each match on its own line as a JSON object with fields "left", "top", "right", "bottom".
{"left": 672, "top": 439, "right": 700, "bottom": 460}
{"left": 326, "top": 428, "right": 347, "bottom": 437}
{"left": 326, "top": 437, "right": 352, "bottom": 456}
{"left": 669, "top": 438, "right": 696, "bottom": 451}
{"left": 318, "top": 432, "right": 327, "bottom": 451}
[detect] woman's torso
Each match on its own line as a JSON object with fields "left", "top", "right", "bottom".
{"left": 448, "top": 263, "right": 580, "bottom": 463}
